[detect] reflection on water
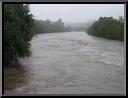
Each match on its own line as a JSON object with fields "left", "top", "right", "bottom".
{"left": 4, "top": 32, "right": 126, "bottom": 95}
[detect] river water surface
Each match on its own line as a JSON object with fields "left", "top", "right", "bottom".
{"left": 4, "top": 32, "right": 126, "bottom": 95}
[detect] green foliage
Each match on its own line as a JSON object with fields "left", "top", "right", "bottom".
{"left": 33, "top": 19, "right": 72, "bottom": 34}
{"left": 4, "top": 4, "right": 34, "bottom": 67}
{"left": 87, "top": 17, "right": 124, "bottom": 41}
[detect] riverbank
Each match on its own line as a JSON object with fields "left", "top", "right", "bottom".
{"left": 4, "top": 65, "right": 27, "bottom": 91}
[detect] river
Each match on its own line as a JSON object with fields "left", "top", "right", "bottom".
{"left": 4, "top": 31, "right": 126, "bottom": 95}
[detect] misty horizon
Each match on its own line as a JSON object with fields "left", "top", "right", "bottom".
{"left": 30, "top": 4, "right": 124, "bottom": 23}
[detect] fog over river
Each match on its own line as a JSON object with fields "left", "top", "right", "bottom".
{"left": 5, "top": 32, "right": 126, "bottom": 95}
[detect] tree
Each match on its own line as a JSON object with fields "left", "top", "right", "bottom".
{"left": 87, "top": 17, "right": 124, "bottom": 41}
{"left": 4, "top": 4, "right": 35, "bottom": 67}
{"left": 119, "top": 16, "right": 124, "bottom": 23}
{"left": 33, "top": 19, "right": 72, "bottom": 34}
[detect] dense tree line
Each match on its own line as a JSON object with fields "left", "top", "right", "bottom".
{"left": 87, "top": 17, "right": 124, "bottom": 41}
{"left": 4, "top": 4, "right": 34, "bottom": 67}
{"left": 33, "top": 19, "right": 72, "bottom": 34}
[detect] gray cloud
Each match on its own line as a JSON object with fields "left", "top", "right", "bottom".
{"left": 30, "top": 4, "right": 124, "bottom": 23}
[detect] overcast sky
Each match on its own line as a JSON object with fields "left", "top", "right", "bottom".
{"left": 30, "top": 4, "right": 124, "bottom": 23}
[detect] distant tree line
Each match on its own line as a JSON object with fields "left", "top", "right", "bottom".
{"left": 71, "top": 25, "right": 87, "bottom": 31}
{"left": 70, "top": 22, "right": 93, "bottom": 31}
{"left": 33, "top": 19, "right": 72, "bottom": 34}
{"left": 4, "top": 4, "right": 34, "bottom": 67}
{"left": 87, "top": 17, "right": 124, "bottom": 41}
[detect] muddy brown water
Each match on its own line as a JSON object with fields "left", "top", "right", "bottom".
{"left": 4, "top": 32, "right": 126, "bottom": 95}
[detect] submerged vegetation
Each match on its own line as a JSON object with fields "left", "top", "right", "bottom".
{"left": 87, "top": 17, "right": 124, "bottom": 41}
